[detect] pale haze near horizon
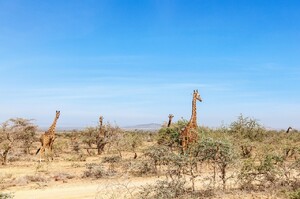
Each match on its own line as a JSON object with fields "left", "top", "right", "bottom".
{"left": 0, "top": 1, "right": 299, "bottom": 130}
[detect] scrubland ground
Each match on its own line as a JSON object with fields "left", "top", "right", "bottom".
{"left": 1, "top": 115, "right": 300, "bottom": 199}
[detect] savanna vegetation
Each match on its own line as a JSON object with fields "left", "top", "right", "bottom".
{"left": 0, "top": 114, "right": 299, "bottom": 199}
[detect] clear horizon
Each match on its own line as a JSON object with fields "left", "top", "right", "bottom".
{"left": 0, "top": 1, "right": 299, "bottom": 130}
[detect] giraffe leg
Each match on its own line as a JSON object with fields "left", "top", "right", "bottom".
{"left": 49, "top": 137, "right": 56, "bottom": 161}
{"left": 38, "top": 147, "right": 43, "bottom": 163}
{"left": 36, "top": 147, "right": 41, "bottom": 156}
{"left": 50, "top": 148, "right": 54, "bottom": 161}
{"left": 45, "top": 147, "right": 51, "bottom": 162}
{"left": 36, "top": 146, "right": 43, "bottom": 163}
{"left": 49, "top": 143, "right": 54, "bottom": 161}
{"left": 40, "top": 147, "right": 47, "bottom": 162}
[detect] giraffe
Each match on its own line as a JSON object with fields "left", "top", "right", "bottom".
{"left": 180, "top": 90, "right": 202, "bottom": 151}
{"left": 97, "top": 116, "right": 107, "bottom": 155}
{"left": 284, "top": 126, "right": 295, "bottom": 159}
{"left": 36, "top": 110, "right": 60, "bottom": 162}
{"left": 286, "top": 126, "right": 292, "bottom": 133}
{"left": 167, "top": 114, "right": 174, "bottom": 127}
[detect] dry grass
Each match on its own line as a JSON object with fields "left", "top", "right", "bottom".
{"left": 1, "top": 117, "right": 300, "bottom": 198}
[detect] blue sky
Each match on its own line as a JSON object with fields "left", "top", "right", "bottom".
{"left": 0, "top": 0, "right": 299, "bottom": 129}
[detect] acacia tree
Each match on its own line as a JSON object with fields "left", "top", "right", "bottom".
{"left": 0, "top": 118, "right": 37, "bottom": 164}
{"left": 157, "top": 118, "right": 188, "bottom": 150}
{"left": 190, "top": 138, "right": 237, "bottom": 190}
{"left": 81, "top": 127, "right": 98, "bottom": 155}
{"left": 81, "top": 123, "right": 122, "bottom": 156}
{"left": 105, "top": 123, "right": 124, "bottom": 157}
{"left": 10, "top": 118, "right": 37, "bottom": 154}
{"left": 229, "top": 114, "right": 266, "bottom": 141}
{"left": 0, "top": 121, "right": 12, "bottom": 165}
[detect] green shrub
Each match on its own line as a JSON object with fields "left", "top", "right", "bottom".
{"left": 128, "top": 160, "right": 156, "bottom": 177}
{"left": 157, "top": 119, "right": 188, "bottom": 149}
{"left": 136, "top": 179, "right": 187, "bottom": 199}
{"left": 83, "top": 163, "right": 107, "bottom": 178}
{"left": 190, "top": 138, "right": 237, "bottom": 189}
{"left": 229, "top": 114, "right": 266, "bottom": 141}
{"left": 143, "top": 145, "right": 173, "bottom": 173}
{"left": 289, "top": 189, "right": 300, "bottom": 199}
{"left": 102, "top": 156, "right": 121, "bottom": 164}
{"left": 0, "top": 193, "right": 14, "bottom": 199}
{"left": 157, "top": 127, "right": 180, "bottom": 148}
{"left": 238, "top": 154, "right": 284, "bottom": 190}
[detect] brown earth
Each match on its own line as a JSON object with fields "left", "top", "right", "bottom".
{"left": 1, "top": 157, "right": 284, "bottom": 199}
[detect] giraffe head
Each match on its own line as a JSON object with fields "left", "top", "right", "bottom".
{"left": 193, "top": 90, "right": 202, "bottom": 102}
{"left": 286, "top": 126, "right": 292, "bottom": 133}
{"left": 168, "top": 114, "right": 174, "bottom": 120}
{"left": 55, "top": 110, "right": 60, "bottom": 119}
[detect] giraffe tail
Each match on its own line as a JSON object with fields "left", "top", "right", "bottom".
{"left": 36, "top": 147, "right": 41, "bottom": 155}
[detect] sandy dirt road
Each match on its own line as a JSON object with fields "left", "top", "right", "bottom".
{"left": 5, "top": 177, "right": 157, "bottom": 199}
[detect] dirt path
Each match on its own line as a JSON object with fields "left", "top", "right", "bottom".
{"left": 5, "top": 177, "right": 158, "bottom": 199}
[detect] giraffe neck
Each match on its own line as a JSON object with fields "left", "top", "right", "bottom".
{"left": 189, "top": 96, "right": 198, "bottom": 128}
{"left": 99, "top": 117, "right": 104, "bottom": 136}
{"left": 99, "top": 121, "right": 103, "bottom": 134}
{"left": 48, "top": 117, "right": 58, "bottom": 135}
{"left": 167, "top": 119, "right": 172, "bottom": 127}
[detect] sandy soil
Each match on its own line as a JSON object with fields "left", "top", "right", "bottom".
{"left": 7, "top": 178, "right": 158, "bottom": 199}
{"left": 0, "top": 156, "right": 160, "bottom": 199}
{"left": 0, "top": 155, "right": 285, "bottom": 199}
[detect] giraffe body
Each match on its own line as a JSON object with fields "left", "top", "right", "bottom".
{"left": 180, "top": 90, "right": 202, "bottom": 151}
{"left": 36, "top": 111, "right": 60, "bottom": 162}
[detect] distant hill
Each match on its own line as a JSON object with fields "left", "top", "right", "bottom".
{"left": 122, "top": 123, "right": 162, "bottom": 131}
{"left": 38, "top": 127, "right": 85, "bottom": 132}
{"left": 38, "top": 123, "right": 162, "bottom": 132}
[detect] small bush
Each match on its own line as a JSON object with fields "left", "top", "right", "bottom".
{"left": 82, "top": 163, "right": 112, "bottom": 178}
{"left": 52, "top": 139, "right": 69, "bottom": 154}
{"left": 143, "top": 145, "right": 173, "bottom": 173}
{"left": 190, "top": 138, "right": 237, "bottom": 190}
{"left": 0, "top": 173, "right": 13, "bottom": 184}
{"left": 0, "top": 193, "right": 14, "bottom": 199}
{"left": 156, "top": 119, "right": 188, "bottom": 149}
{"left": 128, "top": 160, "right": 156, "bottom": 177}
{"left": 137, "top": 179, "right": 187, "bottom": 199}
{"left": 229, "top": 114, "right": 266, "bottom": 141}
{"left": 71, "top": 163, "right": 81, "bottom": 168}
{"left": 238, "top": 154, "right": 284, "bottom": 190}
{"left": 157, "top": 127, "right": 180, "bottom": 148}
{"left": 66, "top": 154, "right": 87, "bottom": 162}
{"left": 53, "top": 172, "right": 75, "bottom": 181}
{"left": 71, "top": 141, "right": 80, "bottom": 153}
{"left": 12, "top": 175, "right": 48, "bottom": 186}
{"left": 102, "top": 156, "right": 121, "bottom": 164}
{"left": 289, "top": 189, "right": 300, "bottom": 199}
{"left": 25, "top": 175, "right": 48, "bottom": 183}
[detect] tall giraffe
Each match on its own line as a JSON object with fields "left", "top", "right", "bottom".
{"left": 36, "top": 110, "right": 60, "bottom": 161}
{"left": 180, "top": 90, "right": 202, "bottom": 151}
{"left": 167, "top": 114, "right": 174, "bottom": 127}
{"left": 97, "top": 116, "right": 106, "bottom": 155}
